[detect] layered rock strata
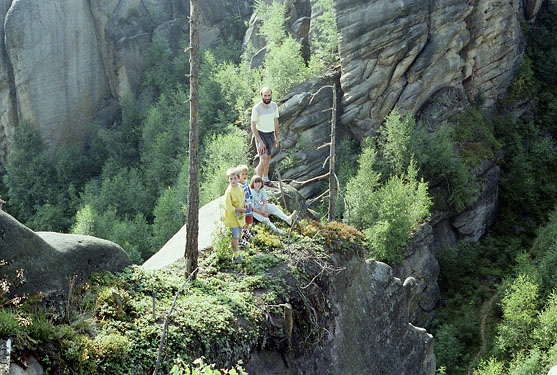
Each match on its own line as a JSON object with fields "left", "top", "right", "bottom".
{"left": 334, "top": 0, "right": 525, "bottom": 137}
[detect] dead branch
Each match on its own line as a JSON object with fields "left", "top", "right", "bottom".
{"left": 152, "top": 268, "right": 198, "bottom": 375}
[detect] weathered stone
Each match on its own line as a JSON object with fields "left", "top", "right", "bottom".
{"left": 394, "top": 225, "right": 440, "bottom": 327}
{"left": 451, "top": 161, "right": 500, "bottom": 242}
{"left": 5, "top": 0, "right": 112, "bottom": 154}
{"left": 9, "top": 354, "right": 43, "bottom": 375}
{"left": 0, "top": 339, "right": 10, "bottom": 374}
{"left": 0, "top": 210, "right": 131, "bottom": 298}
{"left": 335, "top": 0, "right": 523, "bottom": 135}
{"left": 0, "top": 0, "right": 253, "bottom": 165}
{"left": 269, "top": 69, "right": 342, "bottom": 199}
{"left": 246, "top": 257, "right": 436, "bottom": 375}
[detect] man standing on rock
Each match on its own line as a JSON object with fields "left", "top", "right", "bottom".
{"left": 251, "top": 86, "right": 279, "bottom": 187}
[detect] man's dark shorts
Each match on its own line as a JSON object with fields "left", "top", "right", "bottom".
{"left": 257, "top": 131, "right": 275, "bottom": 155}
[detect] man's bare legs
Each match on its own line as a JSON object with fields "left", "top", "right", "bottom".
{"left": 256, "top": 153, "right": 271, "bottom": 180}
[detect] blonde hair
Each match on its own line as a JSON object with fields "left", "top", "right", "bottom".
{"left": 260, "top": 86, "right": 272, "bottom": 96}
{"left": 226, "top": 167, "right": 240, "bottom": 178}
{"left": 250, "top": 175, "right": 264, "bottom": 189}
{"left": 236, "top": 164, "right": 249, "bottom": 173}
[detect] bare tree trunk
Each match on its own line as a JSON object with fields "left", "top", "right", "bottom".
{"left": 185, "top": 0, "right": 199, "bottom": 280}
{"left": 328, "top": 84, "right": 337, "bottom": 222}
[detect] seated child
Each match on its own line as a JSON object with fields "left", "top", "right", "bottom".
{"left": 223, "top": 167, "right": 247, "bottom": 263}
{"left": 237, "top": 164, "right": 254, "bottom": 243}
{"left": 250, "top": 175, "right": 296, "bottom": 235}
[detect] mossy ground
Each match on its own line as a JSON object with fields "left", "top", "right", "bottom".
{"left": 0, "top": 219, "right": 366, "bottom": 375}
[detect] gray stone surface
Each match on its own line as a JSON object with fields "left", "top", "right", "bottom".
{"left": 0, "top": 210, "right": 131, "bottom": 297}
{"left": 246, "top": 258, "right": 436, "bottom": 375}
{"left": 9, "top": 355, "right": 43, "bottom": 375}
{"left": 394, "top": 225, "right": 440, "bottom": 327}
{"left": 269, "top": 69, "right": 342, "bottom": 199}
{"left": 334, "top": 0, "right": 525, "bottom": 136}
{"left": 0, "top": 0, "right": 253, "bottom": 165}
{"left": 5, "top": 0, "right": 111, "bottom": 154}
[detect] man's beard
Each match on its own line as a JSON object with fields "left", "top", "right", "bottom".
{"left": 263, "top": 98, "right": 271, "bottom": 104}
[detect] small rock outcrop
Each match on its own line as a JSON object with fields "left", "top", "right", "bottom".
{"left": 0, "top": 210, "right": 131, "bottom": 298}
{"left": 246, "top": 258, "right": 435, "bottom": 375}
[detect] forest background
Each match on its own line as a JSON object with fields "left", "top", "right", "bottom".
{"left": 1, "top": 0, "right": 557, "bottom": 374}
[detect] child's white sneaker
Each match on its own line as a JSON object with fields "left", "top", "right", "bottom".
{"left": 287, "top": 210, "right": 298, "bottom": 225}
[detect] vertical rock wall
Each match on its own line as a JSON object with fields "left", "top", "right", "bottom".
{"left": 4, "top": 0, "right": 111, "bottom": 154}
{"left": 0, "top": 0, "right": 251, "bottom": 166}
{"left": 334, "top": 0, "right": 524, "bottom": 137}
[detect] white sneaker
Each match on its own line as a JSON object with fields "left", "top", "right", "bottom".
{"left": 287, "top": 210, "right": 298, "bottom": 225}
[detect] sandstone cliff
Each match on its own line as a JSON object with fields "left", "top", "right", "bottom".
{"left": 0, "top": 0, "right": 250, "bottom": 163}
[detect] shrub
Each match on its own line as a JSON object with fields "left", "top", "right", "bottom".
{"left": 3, "top": 122, "right": 57, "bottom": 225}
{"left": 412, "top": 124, "right": 477, "bottom": 211}
{"left": 435, "top": 323, "right": 467, "bottom": 374}
{"left": 309, "top": 0, "right": 339, "bottom": 67}
{"left": 496, "top": 274, "right": 540, "bottom": 354}
{"left": 345, "top": 142, "right": 431, "bottom": 264}
{"left": 199, "top": 128, "right": 249, "bottom": 206}
{"left": 472, "top": 357, "right": 506, "bottom": 375}
{"left": 152, "top": 187, "right": 186, "bottom": 250}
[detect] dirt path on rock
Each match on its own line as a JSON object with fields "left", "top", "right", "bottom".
{"left": 467, "top": 291, "right": 499, "bottom": 375}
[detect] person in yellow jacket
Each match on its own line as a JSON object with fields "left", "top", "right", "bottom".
{"left": 223, "top": 167, "right": 248, "bottom": 263}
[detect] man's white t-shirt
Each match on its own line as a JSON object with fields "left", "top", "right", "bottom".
{"left": 251, "top": 101, "right": 279, "bottom": 133}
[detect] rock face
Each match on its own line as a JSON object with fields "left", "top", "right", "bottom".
{"left": 334, "top": 0, "right": 525, "bottom": 137}
{"left": 246, "top": 258, "right": 435, "bottom": 375}
{"left": 5, "top": 0, "right": 112, "bottom": 154}
{"left": 269, "top": 69, "right": 342, "bottom": 199}
{"left": 0, "top": 0, "right": 251, "bottom": 164}
{"left": 0, "top": 210, "right": 131, "bottom": 297}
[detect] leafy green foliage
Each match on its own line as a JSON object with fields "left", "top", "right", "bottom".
{"left": 496, "top": 275, "right": 540, "bottom": 354}
{"left": 451, "top": 108, "right": 501, "bottom": 167}
{"left": 309, "top": 0, "right": 339, "bottom": 67}
{"left": 199, "top": 128, "right": 249, "bottom": 205}
{"left": 361, "top": 162, "right": 431, "bottom": 263}
{"left": 412, "top": 123, "right": 477, "bottom": 211}
{"left": 377, "top": 109, "right": 415, "bottom": 177}
{"left": 3, "top": 122, "right": 57, "bottom": 225}
{"left": 152, "top": 186, "right": 186, "bottom": 250}
{"left": 345, "top": 132, "right": 431, "bottom": 264}
{"left": 472, "top": 358, "right": 505, "bottom": 375}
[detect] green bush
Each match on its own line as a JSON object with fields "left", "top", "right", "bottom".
{"left": 199, "top": 128, "right": 249, "bottom": 206}
{"left": 472, "top": 357, "right": 506, "bottom": 375}
{"left": 496, "top": 274, "right": 540, "bottom": 354}
{"left": 81, "top": 163, "right": 152, "bottom": 219}
{"left": 412, "top": 124, "right": 477, "bottom": 211}
{"left": 309, "top": 0, "right": 339, "bottom": 67}
{"left": 345, "top": 141, "right": 431, "bottom": 264}
{"left": 152, "top": 187, "right": 186, "bottom": 250}
{"left": 3, "top": 122, "right": 57, "bottom": 225}
{"left": 435, "top": 323, "right": 468, "bottom": 374}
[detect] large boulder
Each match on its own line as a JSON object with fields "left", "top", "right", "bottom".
{"left": 0, "top": 210, "right": 131, "bottom": 298}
